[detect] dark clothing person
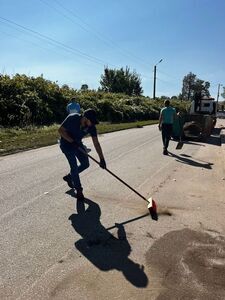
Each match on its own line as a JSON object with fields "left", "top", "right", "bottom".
{"left": 58, "top": 109, "right": 106, "bottom": 200}
{"left": 159, "top": 100, "right": 177, "bottom": 155}
{"left": 60, "top": 113, "right": 97, "bottom": 151}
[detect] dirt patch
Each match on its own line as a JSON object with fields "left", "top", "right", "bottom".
{"left": 157, "top": 207, "right": 173, "bottom": 216}
{"left": 146, "top": 228, "right": 225, "bottom": 300}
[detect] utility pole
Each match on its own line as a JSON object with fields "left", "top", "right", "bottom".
{"left": 216, "top": 83, "right": 221, "bottom": 104}
{"left": 153, "top": 65, "right": 156, "bottom": 99}
{"left": 153, "top": 59, "right": 163, "bottom": 99}
{"left": 216, "top": 83, "right": 223, "bottom": 111}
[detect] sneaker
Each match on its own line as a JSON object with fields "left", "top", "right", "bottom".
{"left": 63, "top": 174, "right": 74, "bottom": 188}
{"left": 76, "top": 189, "right": 85, "bottom": 201}
{"left": 163, "top": 149, "right": 168, "bottom": 155}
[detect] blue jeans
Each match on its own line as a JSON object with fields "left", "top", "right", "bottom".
{"left": 61, "top": 146, "right": 89, "bottom": 190}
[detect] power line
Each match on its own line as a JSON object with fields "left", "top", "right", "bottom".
{"left": 38, "top": 0, "right": 94, "bottom": 37}
{"left": 157, "top": 69, "right": 181, "bottom": 82}
{"left": 0, "top": 24, "right": 105, "bottom": 72}
{"left": 39, "top": 0, "right": 154, "bottom": 69}
{"left": 0, "top": 27, "right": 71, "bottom": 60}
{"left": 0, "top": 16, "right": 153, "bottom": 85}
{"left": 0, "top": 14, "right": 158, "bottom": 92}
{"left": 0, "top": 16, "right": 117, "bottom": 68}
{"left": 156, "top": 77, "right": 178, "bottom": 85}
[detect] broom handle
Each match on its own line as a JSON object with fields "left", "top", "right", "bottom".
{"left": 78, "top": 146, "right": 148, "bottom": 203}
{"left": 179, "top": 115, "right": 183, "bottom": 141}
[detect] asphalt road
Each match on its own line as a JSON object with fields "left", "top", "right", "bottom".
{"left": 1, "top": 123, "right": 225, "bottom": 299}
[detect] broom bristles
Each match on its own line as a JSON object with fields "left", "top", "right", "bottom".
{"left": 148, "top": 199, "right": 158, "bottom": 221}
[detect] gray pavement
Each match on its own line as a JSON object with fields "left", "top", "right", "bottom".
{"left": 1, "top": 122, "right": 225, "bottom": 300}
{"left": 218, "top": 118, "right": 225, "bottom": 170}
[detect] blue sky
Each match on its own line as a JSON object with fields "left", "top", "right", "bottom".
{"left": 0, "top": 0, "right": 225, "bottom": 98}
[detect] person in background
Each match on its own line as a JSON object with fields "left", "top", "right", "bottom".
{"left": 58, "top": 108, "right": 106, "bottom": 201}
{"left": 66, "top": 97, "right": 91, "bottom": 153}
{"left": 67, "top": 97, "right": 81, "bottom": 114}
{"left": 158, "top": 99, "right": 178, "bottom": 155}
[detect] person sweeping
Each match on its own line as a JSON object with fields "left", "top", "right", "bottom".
{"left": 58, "top": 108, "right": 106, "bottom": 201}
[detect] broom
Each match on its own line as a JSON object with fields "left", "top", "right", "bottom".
{"left": 176, "top": 117, "right": 184, "bottom": 150}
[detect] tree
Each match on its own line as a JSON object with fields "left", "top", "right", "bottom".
{"left": 221, "top": 86, "right": 225, "bottom": 99}
{"left": 181, "top": 72, "right": 210, "bottom": 100}
{"left": 100, "top": 67, "right": 143, "bottom": 96}
{"left": 0, "top": 73, "right": 68, "bottom": 126}
{"left": 80, "top": 84, "right": 89, "bottom": 91}
{"left": 160, "top": 95, "right": 169, "bottom": 100}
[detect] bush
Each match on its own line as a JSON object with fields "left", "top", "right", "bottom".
{"left": 0, "top": 73, "right": 189, "bottom": 127}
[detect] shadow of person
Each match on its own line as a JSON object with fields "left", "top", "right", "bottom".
{"left": 69, "top": 198, "right": 148, "bottom": 288}
{"left": 182, "top": 141, "right": 205, "bottom": 146}
{"left": 168, "top": 151, "right": 213, "bottom": 169}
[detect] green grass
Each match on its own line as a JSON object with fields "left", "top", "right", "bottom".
{"left": 0, "top": 120, "right": 158, "bottom": 156}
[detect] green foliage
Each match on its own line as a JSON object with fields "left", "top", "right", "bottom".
{"left": 0, "top": 73, "right": 189, "bottom": 128}
{"left": 100, "top": 66, "right": 143, "bottom": 96}
{"left": 181, "top": 72, "right": 210, "bottom": 100}
{"left": 0, "top": 74, "right": 70, "bottom": 126}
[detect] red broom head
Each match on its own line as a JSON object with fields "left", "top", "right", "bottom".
{"left": 148, "top": 199, "right": 158, "bottom": 221}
